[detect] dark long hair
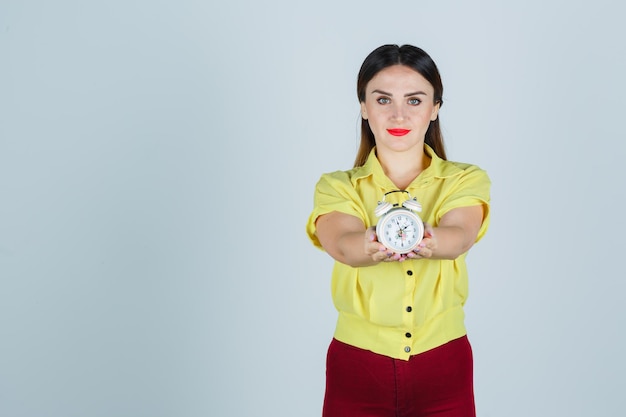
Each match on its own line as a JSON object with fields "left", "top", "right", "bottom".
{"left": 354, "top": 44, "right": 446, "bottom": 167}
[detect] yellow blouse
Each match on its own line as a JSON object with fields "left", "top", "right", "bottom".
{"left": 306, "top": 146, "right": 491, "bottom": 360}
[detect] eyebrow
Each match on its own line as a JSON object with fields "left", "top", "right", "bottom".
{"left": 371, "top": 89, "right": 428, "bottom": 97}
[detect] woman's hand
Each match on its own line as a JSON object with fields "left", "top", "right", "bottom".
{"left": 406, "top": 222, "right": 435, "bottom": 260}
{"left": 364, "top": 226, "right": 394, "bottom": 263}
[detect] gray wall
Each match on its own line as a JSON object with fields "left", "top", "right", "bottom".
{"left": 1, "top": 1, "right": 624, "bottom": 416}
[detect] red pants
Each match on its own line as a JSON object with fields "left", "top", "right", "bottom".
{"left": 322, "top": 336, "right": 476, "bottom": 417}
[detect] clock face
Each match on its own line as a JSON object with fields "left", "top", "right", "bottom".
{"left": 375, "top": 208, "right": 424, "bottom": 254}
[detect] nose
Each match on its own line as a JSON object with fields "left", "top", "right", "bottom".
{"left": 391, "top": 103, "right": 406, "bottom": 121}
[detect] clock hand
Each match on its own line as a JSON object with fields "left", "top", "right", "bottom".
{"left": 394, "top": 219, "right": 403, "bottom": 239}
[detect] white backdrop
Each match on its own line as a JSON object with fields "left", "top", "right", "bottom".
{"left": 1, "top": 1, "right": 625, "bottom": 416}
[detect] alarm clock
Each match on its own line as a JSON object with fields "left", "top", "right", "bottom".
{"left": 375, "top": 190, "right": 425, "bottom": 254}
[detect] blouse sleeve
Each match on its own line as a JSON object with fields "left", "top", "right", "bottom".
{"left": 437, "top": 165, "right": 491, "bottom": 243}
{"left": 305, "top": 171, "right": 368, "bottom": 249}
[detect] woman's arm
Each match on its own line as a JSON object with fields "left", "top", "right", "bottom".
{"left": 315, "top": 211, "right": 391, "bottom": 267}
{"left": 411, "top": 205, "right": 485, "bottom": 260}
{"left": 316, "top": 204, "right": 486, "bottom": 265}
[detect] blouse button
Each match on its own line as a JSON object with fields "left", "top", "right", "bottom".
{"left": 406, "top": 306, "right": 412, "bottom": 312}
{"left": 406, "top": 270, "right": 413, "bottom": 276}
{"left": 404, "top": 346, "right": 411, "bottom": 353}
{"left": 405, "top": 332, "right": 412, "bottom": 338}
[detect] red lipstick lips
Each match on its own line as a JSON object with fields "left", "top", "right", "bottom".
{"left": 387, "top": 129, "right": 411, "bottom": 136}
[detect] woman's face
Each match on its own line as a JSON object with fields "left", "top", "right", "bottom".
{"left": 361, "top": 65, "right": 440, "bottom": 154}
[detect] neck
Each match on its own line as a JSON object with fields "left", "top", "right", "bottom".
{"left": 377, "top": 146, "right": 429, "bottom": 189}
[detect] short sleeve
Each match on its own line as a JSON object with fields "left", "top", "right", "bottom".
{"left": 305, "top": 171, "right": 368, "bottom": 249}
{"left": 437, "top": 166, "right": 491, "bottom": 242}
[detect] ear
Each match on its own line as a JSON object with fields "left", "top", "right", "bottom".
{"left": 360, "top": 102, "right": 368, "bottom": 120}
{"left": 430, "top": 101, "right": 441, "bottom": 121}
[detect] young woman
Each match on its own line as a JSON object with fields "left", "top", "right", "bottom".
{"left": 306, "top": 44, "right": 491, "bottom": 417}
